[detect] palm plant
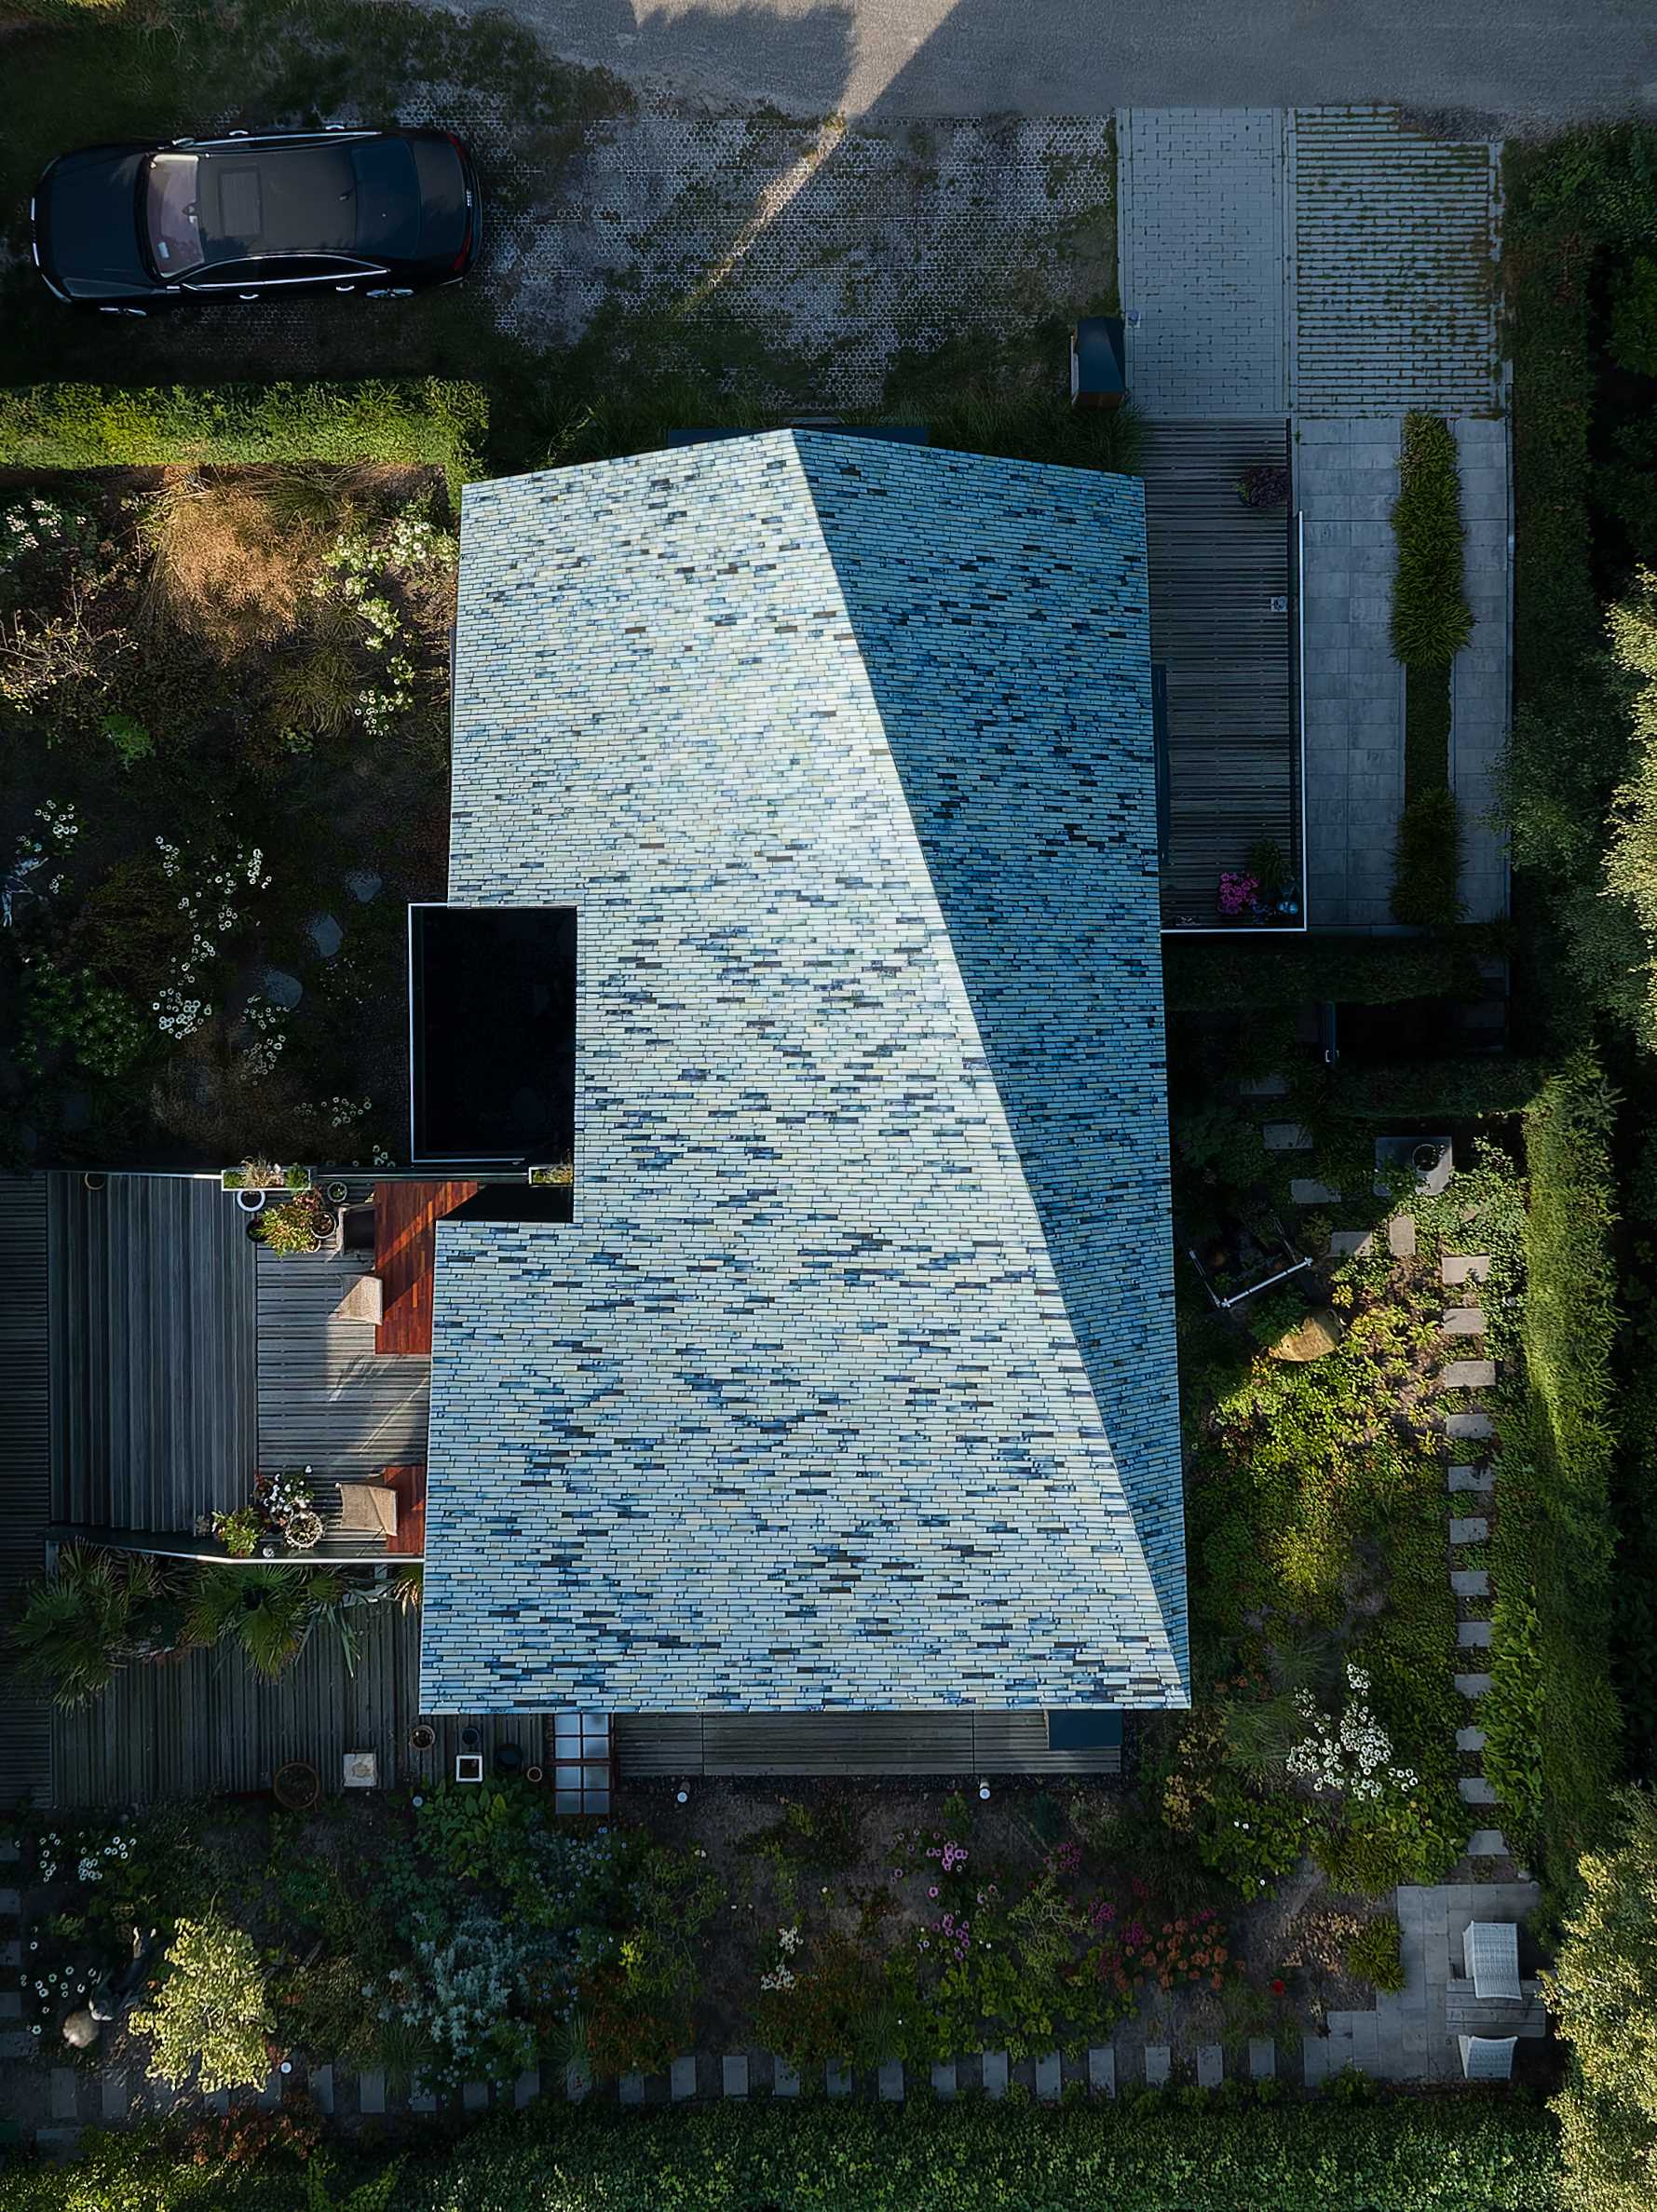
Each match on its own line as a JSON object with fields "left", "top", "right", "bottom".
{"left": 183, "top": 1565, "right": 352, "bottom": 1681}
{"left": 11, "top": 1545, "right": 180, "bottom": 1706}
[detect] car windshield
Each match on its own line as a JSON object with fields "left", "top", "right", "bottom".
{"left": 144, "top": 151, "right": 205, "bottom": 276}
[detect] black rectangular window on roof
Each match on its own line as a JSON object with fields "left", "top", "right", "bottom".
{"left": 409, "top": 905, "right": 577, "bottom": 1166}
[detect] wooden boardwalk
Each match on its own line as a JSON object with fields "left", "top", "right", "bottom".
{"left": 0, "top": 1175, "right": 53, "bottom": 1806}
{"left": 1141, "top": 422, "right": 1299, "bottom": 928}
{"left": 50, "top": 1602, "right": 548, "bottom": 1808}
{"left": 48, "top": 1174, "right": 255, "bottom": 1531}
{"left": 616, "top": 1711, "right": 1121, "bottom": 1778}
{"left": 374, "top": 1180, "right": 479, "bottom": 1355}
{"left": 256, "top": 1250, "right": 430, "bottom": 1474}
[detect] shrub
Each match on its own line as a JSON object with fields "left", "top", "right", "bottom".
{"left": 129, "top": 1911, "right": 273, "bottom": 2093}
{"left": 1390, "top": 789, "right": 1464, "bottom": 927}
{"left": 1344, "top": 1914, "right": 1406, "bottom": 1994}
{"left": 1594, "top": 571, "right": 1657, "bottom": 1054}
{"left": 1161, "top": 931, "right": 1488, "bottom": 1012}
{"left": 1609, "top": 254, "right": 1657, "bottom": 377}
{"left": 1391, "top": 413, "right": 1474, "bottom": 667}
{"left": 1548, "top": 1788, "right": 1657, "bottom": 2212}
{"left": 1404, "top": 661, "right": 1453, "bottom": 795}
{"left": 9, "top": 1544, "right": 182, "bottom": 1705}
{"left": 1482, "top": 1596, "right": 1545, "bottom": 1859}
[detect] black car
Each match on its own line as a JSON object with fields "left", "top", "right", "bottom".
{"left": 32, "top": 127, "right": 481, "bottom": 312}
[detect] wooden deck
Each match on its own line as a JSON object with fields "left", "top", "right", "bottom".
{"left": 256, "top": 1249, "right": 430, "bottom": 1473}
{"left": 615, "top": 1711, "right": 1122, "bottom": 1778}
{"left": 374, "top": 1179, "right": 479, "bottom": 1355}
{"left": 49, "top": 1601, "right": 551, "bottom": 1808}
{"left": 0, "top": 1175, "right": 53, "bottom": 1806}
{"left": 48, "top": 1174, "right": 255, "bottom": 1531}
{"left": 1142, "top": 421, "right": 1300, "bottom": 928}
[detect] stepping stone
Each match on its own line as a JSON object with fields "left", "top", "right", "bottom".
{"left": 100, "top": 2074, "right": 127, "bottom": 2123}
{"left": 1459, "top": 1619, "right": 1493, "bottom": 1648}
{"left": 1263, "top": 1121, "right": 1312, "bottom": 1151}
{"left": 1460, "top": 1777, "right": 1498, "bottom": 1805}
{"left": 1452, "top": 1569, "right": 1490, "bottom": 1596}
{"left": 1468, "top": 1829, "right": 1509, "bottom": 1856}
{"left": 1388, "top": 1215, "right": 1417, "bottom": 1258}
{"left": 0, "top": 1993, "right": 19, "bottom": 2020}
{"left": 35, "top": 2129, "right": 81, "bottom": 2158}
{"left": 463, "top": 2081, "right": 489, "bottom": 2113}
{"left": 1302, "top": 2037, "right": 1330, "bottom": 2087}
{"left": 346, "top": 868, "right": 383, "bottom": 903}
{"left": 618, "top": 2073, "right": 644, "bottom": 2108}
{"left": 773, "top": 2058, "right": 800, "bottom": 2098}
{"left": 566, "top": 2065, "right": 590, "bottom": 2101}
{"left": 1248, "top": 2039, "right": 1276, "bottom": 2083}
{"left": 1446, "top": 1412, "right": 1495, "bottom": 1441}
{"left": 1442, "top": 1255, "right": 1491, "bottom": 1286}
{"left": 1328, "top": 1229, "right": 1374, "bottom": 1257}
{"left": 1442, "top": 1308, "right": 1487, "bottom": 1337}
{"left": 670, "top": 2056, "right": 697, "bottom": 2101}
{"left": 1197, "top": 2044, "right": 1223, "bottom": 2090}
{"left": 878, "top": 2059, "right": 903, "bottom": 2102}
{"left": 1458, "top": 1726, "right": 1488, "bottom": 1753}
{"left": 0, "top": 2033, "right": 31, "bottom": 2059}
{"left": 513, "top": 2070, "right": 539, "bottom": 2109}
{"left": 0, "top": 1888, "right": 20, "bottom": 1917}
{"left": 0, "top": 1841, "right": 17, "bottom": 1863}
{"left": 311, "top": 2064, "right": 334, "bottom": 2117}
{"left": 1291, "top": 1178, "right": 1340, "bottom": 1204}
{"left": 1035, "top": 2051, "right": 1062, "bottom": 2102}
{"left": 1456, "top": 1673, "right": 1493, "bottom": 1697}
{"left": 408, "top": 2087, "right": 438, "bottom": 2114}
{"left": 1240, "top": 1073, "right": 1289, "bottom": 1098}
{"left": 930, "top": 2060, "right": 957, "bottom": 2099}
{"left": 261, "top": 966, "right": 303, "bottom": 1011}
{"left": 1448, "top": 1462, "right": 1494, "bottom": 1491}
{"left": 50, "top": 2070, "right": 76, "bottom": 2121}
{"left": 0, "top": 1941, "right": 18, "bottom": 1968}
{"left": 982, "top": 2050, "right": 1010, "bottom": 2099}
{"left": 826, "top": 2061, "right": 853, "bottom": 2098}
{"left": 306, "top": 912, "right": 344, "bottom": 959}
{"left": 722, "top": 2056, "right": 749, "bottom": 2100}
{"left": 1144, "top": 2045, "right": 1171, "bottom": 2088}
{"left": 1088, "top": 2046, "right": 1116, "bottom": 2096}
{"left": 1440, "top": 1360, "right": 1498, "bottom": 1391}
{"left": 1449, "top": 1516, "right": 1488, "bottom": 1544}
{"left": 256, "top": 2071, "right": 281, "bottom": 2110}
{"left": 358, "top": 2070, "right": 385, "bottom": 2116}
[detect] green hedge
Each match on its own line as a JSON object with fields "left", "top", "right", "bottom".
{"left": 1491, "top": 1056, "right": 1623, "bottom": 1904}
{"left": 0, "top": 380, "right": 487, "bottom": 495}
{"left": 1161, "top": 933, "right": 1488, "bottom": 1013}
{"left": 1406, "top": 661, "right": 1454, "bottom": 796}
{"left": 1329, "top": 1056, "right": 1547, "bottom": 1122}
{"left": 1391, "top": 790, "right": 1465, "bottom": 928}
{"left": 0, "top": 2100, "right": 1566, "bottom": 2212}
{"left": 1391, "top": 412, "right": 1474, "bottom": 669}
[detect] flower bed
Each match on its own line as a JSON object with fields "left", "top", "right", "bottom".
{"left": 0, "top": 464, "right": 457, "bottom": 1166}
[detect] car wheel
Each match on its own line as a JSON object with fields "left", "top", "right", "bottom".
{"left": 99, "top": 305, "right": 149, "bottom": 318}
{"left": 364, "top": 287, "right": 414, "bottom": 300}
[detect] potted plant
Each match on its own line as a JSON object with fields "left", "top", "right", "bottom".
{"left": 1236, "top": 464, "right": 1290, "bottom": 510}
{"left": 224, "top": 1158, "right": 287, "bottom": 1213}
{"left": 211, "top": 1507, "right": 263, "bottom": 1558}
{"left": 283, "top": 1509, "right": 323, "bottom": 1554}
{"left": 251, "top": 1191, "right": 338, "bottom": 1256}
{"left": 323, "top": 1180, "right": 350, "bottom": 1207}
{"left": 409, "top": 1722, "right": 437, "bottom": 1752}
{"left": 527, "top": 1163, "right": 573, "bottom": 1187}
{"left": 273, "top": 1761, "right": 319, "bottom": 1813}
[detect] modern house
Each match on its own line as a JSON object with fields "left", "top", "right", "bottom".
{"left": 415, "top": 430, "right": 1191, "bottom": 1771}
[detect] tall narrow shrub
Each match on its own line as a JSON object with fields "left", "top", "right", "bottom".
{"left": 1391, "top": 412, "right": 1474, "bottom": 667}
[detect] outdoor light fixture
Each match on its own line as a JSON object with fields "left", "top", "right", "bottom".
{"left": 675, "top": 1788, "right": 689, "bottom": 1805}
{"left": 978, "top": 1782, "right": 991, "bottom": 1801}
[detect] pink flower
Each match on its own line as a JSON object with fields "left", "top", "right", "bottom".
{"left": 928, "top": 1886, "right": 939, "bottom": 1899}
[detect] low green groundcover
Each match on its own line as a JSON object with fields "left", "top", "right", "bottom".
{"left": 0, "top": 2100, "right": 1563, "bottom": 2212}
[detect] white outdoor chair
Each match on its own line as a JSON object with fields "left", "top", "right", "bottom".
{"left": 1460, "top": 2034, "right": 1516, "bottom": 2081}
{"left": 1463, "top": 1921, "right": 1523, "bottom": 2002}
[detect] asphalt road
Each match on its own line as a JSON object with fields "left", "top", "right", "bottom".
{"left": 453, "top": 0, "right": 1657, "bottom": 126}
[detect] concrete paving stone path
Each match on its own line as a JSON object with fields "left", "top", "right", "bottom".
{"left": 1249, "top": 2038, "right": 1276, "bottom": 2081}
{"left": 878, "top": 2059, "right": 904, "bottom": 2101}
{"left": 722, "top": 2056, "right": 748, "bottom": 2098}
{"left": 1442, "top": 1255, "right": 1492, "bottom": 1287}
{"left": 1448, "top": 1516, "right": 1488, "bottom": 1544}
{"left": 930, "top": 2060, "right": 957, "bottom": 2099}
{"left": 981, "top": 2051, "right": 1010, "bottom": 2099}
{"left": 1144, "top": 2044, "right": 1171, "bottom": 2088}
{"left": 1448, "top": 1462, "right": 1495, "bottom": 1492}
{"left": 1197, "top": 2044, "right": 1224, "bottom": 2089}
{"left": 1088, "top": 2046, "right": 1116, "bottom": 2095}
{"left": 773, "top": 2057, "right": 800, "bottom": 2097}
{"left": 670, "top": 2056, "right": 697, "bottom": 2100}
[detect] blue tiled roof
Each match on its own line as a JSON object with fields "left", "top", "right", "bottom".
{"left": 420, "top": 430, "right": 1188, "bottom": 1713}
